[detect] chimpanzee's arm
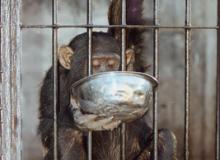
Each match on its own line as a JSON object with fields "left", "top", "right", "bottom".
{"left": 136, "top": 129, "right": 177, "bottom": 160}
{"left": 38, "top": 68, "right": 55, "bottom": 149}
{"left": 39, "top": 68, "right": 87, "bottom": 160}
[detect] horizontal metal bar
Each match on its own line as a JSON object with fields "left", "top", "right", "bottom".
{"left": 20, "top": 24, "right": 219, "bottom": 29}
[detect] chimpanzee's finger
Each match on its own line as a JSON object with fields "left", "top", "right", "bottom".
{"left": 102, "top": 120, "right": 121, "bottom": 130}
{"left": 70, "top": 97, "right": 80, "bottom": 109}
{"left": 82, "top": 116, "right": 114, "bottom": 131}
{"left": 73, "top": 110, "right": 98, "bottom": 125}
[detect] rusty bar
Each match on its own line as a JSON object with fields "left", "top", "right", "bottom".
{"left": 153, "top": 0, "right": 159, "bottom": 159}
{"left": 216, "top": 1, "right": 220, "bottom": 160}
{"left": 87, "top": 0, "right": 93, "bottom": 159}
{"left": 52, "top": 0, "right": 58, "bottom": 159}
{"left": 21, "top": 24, "right": 219, "bottom": 29}
{"left": 121, "top": 0, "right": 127, "bottom": 159}
{"left": 184, "top": 0, "right": 191, "bottom": 159}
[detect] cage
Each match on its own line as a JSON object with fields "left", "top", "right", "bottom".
{"left": 0, "top": 0, "right": 219, "bottom": 160}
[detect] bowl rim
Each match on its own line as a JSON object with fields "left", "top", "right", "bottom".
{"left": 71, "top": 71, "right": 159, "bottom": 90}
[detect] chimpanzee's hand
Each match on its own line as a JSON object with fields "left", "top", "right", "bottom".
{"left": 137, "top": 128, "right": 177, "bottom": 160}
{"left": 70, "top": 98, "right": 122, "bottom": 131}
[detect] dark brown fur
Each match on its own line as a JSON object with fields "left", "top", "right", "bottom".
{"left": 38, "top": 0, "right": 177, "bottom": 160}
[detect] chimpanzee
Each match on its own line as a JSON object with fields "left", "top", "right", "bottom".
{"left": 38, "top": 0, "right": 177, "bottom": 160}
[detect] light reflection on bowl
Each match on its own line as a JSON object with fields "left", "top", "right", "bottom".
{"left": 71, "top": 71, "right": 158, "bottom": 122}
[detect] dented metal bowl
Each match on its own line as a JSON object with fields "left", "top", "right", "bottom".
{"left": 71, "top": 71, "right": 158, "bottom": 122}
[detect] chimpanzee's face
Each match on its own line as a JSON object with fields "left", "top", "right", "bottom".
{"left": 57, "top": 33, "right": 135, "bottom": 76}
{"left": 91, "top": 53, "right": 120, "bottom": 74}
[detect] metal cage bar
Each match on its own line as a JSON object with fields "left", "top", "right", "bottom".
{"left": 87, "top": 0, "right": 93, "bottom": 160}
{"left": 20, "top": 1, "right": 219, "bottom": 160}
{"left": 0, "top": 0, "right": 2, "bottom": 159}
{"left": 153, "top": 0, "right": 159, "bottom": 159}
{"left": 184, "top": 0, "right": 191, "bottom": 160}
{"left": 216, "top": 1, "right": 220, "bottom": 160}
{"left": 21, "top": 24, "right": 219, "bottom": 29}
{"left": 52, "top": 0, "right": 58, "bottom": 159}
{"left": 0, "top": 0, "right": 218, "bottom": 160}
{"left": 121, "top": 0, "right": 127, "bottom": 159}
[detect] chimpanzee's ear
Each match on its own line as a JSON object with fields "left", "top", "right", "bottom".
{"left": 58, "top": 45, "right": 74, "bottom": 70}
{"left": 125, "top": 48, "right": 135, "bottom": 65}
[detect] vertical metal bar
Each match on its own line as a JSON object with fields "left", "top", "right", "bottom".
{"left": 87, "top": 0, "right": 93, "bottom": 160}
{"left": 153, "top": 0, "right": 159, "bottom": 160}
{"left": 184, "top": 0, "right": 191, "bottom": 160}
{"left": 0, "top": 0, "right": 2, "bottom": 159}
{"left": 121, "top": 0, "right": 126, "bottom": 71}
{"left": 87, "top": 0, "right": 92, "bottom": 76}
{"left": 0, "top": 108, "right": 2, "bottom": 160}
{"left": 121, "top": 0, "right": 126, "bottom": 159}
{"left": 216, "top": 1, "right": 220, "bottom": 160}
{"left": 52, "top": 0, "right": 58, "bottom": 159}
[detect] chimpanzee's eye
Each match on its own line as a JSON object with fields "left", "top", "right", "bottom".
{"left": 92, "top": 59, "right": 100, "bottom": 67}
{"left": 108, "top": 59, "right": 115, "bottom": 67}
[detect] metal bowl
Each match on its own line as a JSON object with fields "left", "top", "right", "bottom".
{"left": 71, "top": 71, "right": 158, "bottom": 122}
